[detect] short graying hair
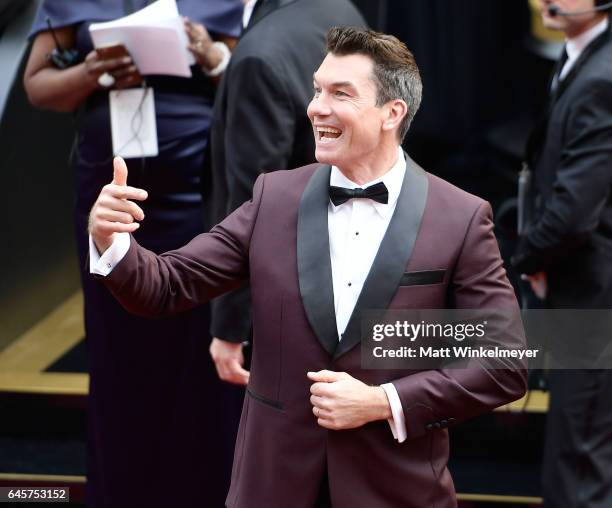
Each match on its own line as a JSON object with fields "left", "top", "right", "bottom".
{"left": 326, "top": 26, "right": 423, "bottom": 141}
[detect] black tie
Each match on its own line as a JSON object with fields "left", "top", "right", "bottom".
{"left": 329, "top": 182, "right": 389, "bottom": 206}
{"left": 550, "top": 46, "right": 568, "bottom": 95}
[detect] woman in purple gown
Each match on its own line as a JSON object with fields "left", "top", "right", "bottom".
{"left": 24, "top": 1, "right": 244, "bottom": 506}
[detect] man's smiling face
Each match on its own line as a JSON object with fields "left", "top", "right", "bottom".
{"left": 307, "top": 52, "right": 387, "bottom": 172}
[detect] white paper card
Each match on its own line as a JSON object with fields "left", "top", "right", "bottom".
{"left": 89, "top": 0, "right": 193, "bottom": 77}
{"left": 109, "top": 87, "right": 158, "bottom": 159}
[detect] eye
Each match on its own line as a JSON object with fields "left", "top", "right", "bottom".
{"left": 335, "top": 90, "right": 348, "bottom": 97}
{"left": 313, "top": 87, "right": 321, "bottom": 96}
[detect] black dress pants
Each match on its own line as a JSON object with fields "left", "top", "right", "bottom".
{"left": 542, "top": 370, "right": 612, "bottom": 507}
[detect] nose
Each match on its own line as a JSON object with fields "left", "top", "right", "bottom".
{"left": 307, "top": 93, "right": 332, "bottom": 119}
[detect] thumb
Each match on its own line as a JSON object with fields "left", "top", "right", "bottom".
{"left": 112, "top": 156, "right": 128, "bottom": 186}
{"left": 307, "top": 370, "right": 347, "bottom": 383}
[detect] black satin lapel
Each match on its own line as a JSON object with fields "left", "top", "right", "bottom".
{"left": 298, "top": 165, "right": 338, "bottom": 356}
{"left": 333, "top": 156, "right": 429, "bottom": 360}
{"left": 553, "top": 29, "right": 609, "bottom": 104}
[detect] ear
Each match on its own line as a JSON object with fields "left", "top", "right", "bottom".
{"left": 381, "top": 99, "right": 408, "bottom": 135}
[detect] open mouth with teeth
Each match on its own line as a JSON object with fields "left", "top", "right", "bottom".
{"left": 316, "top": 126, "right": 342, "bottom": 143}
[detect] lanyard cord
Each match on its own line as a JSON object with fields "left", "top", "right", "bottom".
{"left": 123, "top": 0, "right": 154, "bottom": 15}
{"left": 123, "top": 0, "right": 135, "bottom": 14}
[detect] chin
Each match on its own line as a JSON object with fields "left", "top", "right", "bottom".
{"left": 314, "top": 147, "right": 339, "bottom": 166}
{"left": 541, "top": 13, "right": 563, "bottom": 30}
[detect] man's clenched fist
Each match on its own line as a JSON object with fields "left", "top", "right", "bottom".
{"left": 210, "top": 338, "right": 250, "bottom": 385}
{"left": 89, "top": 157, "right": 148, "bottom": 254}
{"left": 308, "top": 370, "right": 392, "bottom": 430}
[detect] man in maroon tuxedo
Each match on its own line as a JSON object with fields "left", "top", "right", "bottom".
{"left": 88, "top": 27, "right": 526, "bottom": 508}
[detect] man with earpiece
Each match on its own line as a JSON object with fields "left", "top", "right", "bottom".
{"left": 512, "top": 1, "right": 612, "bottom": 506}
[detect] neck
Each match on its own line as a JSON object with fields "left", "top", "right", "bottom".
{"left": 337, "top": 145, "right": 400, "bottom": 185}
{"left": 565, "top": 13, "right": 607, "bottom": 39}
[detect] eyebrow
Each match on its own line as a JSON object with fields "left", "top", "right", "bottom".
{"left": 331, "top": 81, "right": 356, "bottom": 89}
{"left": 312, "top": 75, "right": 357, "bottom": 90}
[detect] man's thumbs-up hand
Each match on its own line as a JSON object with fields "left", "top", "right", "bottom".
{"left": 112, "top": 155, "right": 129, "bottom": 186}
{"left": 88, "top": 157, "right": 148, "bottom": 254}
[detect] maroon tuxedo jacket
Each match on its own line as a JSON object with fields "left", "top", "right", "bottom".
{"left": 102, "top": 157, "right": 527, "bottom": 508}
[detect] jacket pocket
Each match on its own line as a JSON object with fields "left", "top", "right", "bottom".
{"left": 399, "top": 269, "right": 446, "bottom": 286}
{"left": 246, "top": 388, "right": 285, "bottom": 411}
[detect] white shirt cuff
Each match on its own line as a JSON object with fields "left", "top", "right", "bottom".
{"left": 381, "top": 383, "right": 407, "bottom": 443}
{"left": 89, "top": 233, "right": 131, "bottom": 276}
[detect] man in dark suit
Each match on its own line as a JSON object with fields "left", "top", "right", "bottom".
{"left": 512, "top": 1, "right": 612, "bottom": 506}
{"left": 89, "top": 28, "right": 526, "bottom": 507}
{"left": 204, "top": 0, "right": 366, "bottom": 384}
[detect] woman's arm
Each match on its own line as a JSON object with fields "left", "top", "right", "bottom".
{"left": 184, "top": 18, "right": 238, "bottom": 83}
{"left": 24, "top": 26, "right": 140, "bottom": 113}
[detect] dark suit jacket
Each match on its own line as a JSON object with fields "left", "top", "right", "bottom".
{"left": 203, "top": 0, "right": 366, "bottom": 340}
{"left": 103, "top": 159, "right": 527, "bottom": 507}
{"left": 512, "top": 26, "right": 612, "bottom": 308}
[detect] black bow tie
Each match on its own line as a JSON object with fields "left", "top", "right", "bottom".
{"left": 329, "top": 182, "right": 389, "bottom": 206}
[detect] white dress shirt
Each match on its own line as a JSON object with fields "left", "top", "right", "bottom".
{"left": 90, "top": 145, "right": 409, "bottom": 443}
{"left": 328, "top": 146, "right": 407, "bottom": 442}
{"left": 559, "top": 17, "right": 609, "bottom": 81}
{"left": 329, "top": 149, "right": 404, "bottom": 337}
{"left": 242, "top": 0, "right": 257, "bottom": 29}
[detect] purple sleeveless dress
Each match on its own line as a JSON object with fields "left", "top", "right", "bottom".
{"left": 30, "top": 2, "right": 244, "bottom": 506}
